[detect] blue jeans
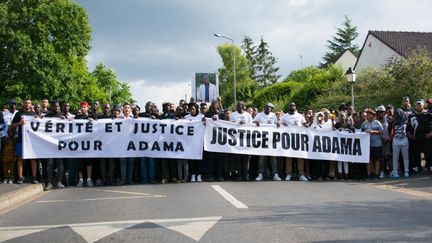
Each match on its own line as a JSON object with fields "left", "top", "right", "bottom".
{"left": 140, "top": 157, "right": 155, "bottom": 182}
{"left": 120, "top": 158, "right": 135, "bottom": 182}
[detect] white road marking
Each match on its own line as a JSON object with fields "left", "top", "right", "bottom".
{"left": 36, "top": 195, "right": 165, "bottom": 203}
{"left": 211, "top": 185, "right": 248, "bottom": 209}
{"left": 0, "top": 216, "right": 222, "bottom": 242}
{"left": 84, "top": 188, "right": 161, "bottom": 196}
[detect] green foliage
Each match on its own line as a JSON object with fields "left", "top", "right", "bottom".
{"left": 355, "top": 49, "right": 432, "bottom": 109}
{"left": 0, "top": 0, "right": 133, "bottom": 108}
{"left": 91, "top": 63, "right": 134, "bottom": 105}
{"left": 252, "top": 65, "right": 345, "bottom": 112}
{"left": 217, "top": 44, "right": 254, "bottom": 108}
{"left": 254, "top": 37, "right": 281, "bottom": 87}
{"left": 252, "top": 81, "right": 304, "bottom": 110}
{"left": 313, "top": 49, "right": 432, "bottom": 111}
{"left": 241, "top": 36, "right": 257, "bottom": 77}
{"left": 322, "top": 15, "right": 359, "bottom": 65}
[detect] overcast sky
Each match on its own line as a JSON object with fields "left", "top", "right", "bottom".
{"left": 75, "top": 0, "right": 432, "bottom": 107}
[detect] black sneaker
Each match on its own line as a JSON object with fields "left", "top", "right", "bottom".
{"left": 17, "top": 177, "right": 24, "bottom": 184}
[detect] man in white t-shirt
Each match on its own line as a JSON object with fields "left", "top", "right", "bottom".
{"left": 255, "top": 103, "right": 281, "bottom": 181}
{"left": 230, "top": 101, "right": 253, "bottom": 181}
{"left": 280, "top": 102, "right": 309, "bottom": 181}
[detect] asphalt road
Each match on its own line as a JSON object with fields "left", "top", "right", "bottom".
{"left": 1, "top": 177, "right": 432, "bottom": 242}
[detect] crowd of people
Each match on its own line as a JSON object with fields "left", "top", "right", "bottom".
{"left": 1, "top": 95, "right": 431, "bottom": 191}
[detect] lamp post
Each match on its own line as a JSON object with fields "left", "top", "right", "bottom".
{"left": 214, "top": 33, "right": 236, "bottom": 105}
{"left": 345, "top": 67, "right": 357, "bottom": 110}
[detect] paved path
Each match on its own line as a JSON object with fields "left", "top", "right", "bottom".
{"left": 1, "top": 177, "right": 431, "bottom": 242}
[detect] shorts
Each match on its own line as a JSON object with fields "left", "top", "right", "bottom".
{"left": 370, "top": 146, "right": 383, "bottom": 160}
{"left": 15, "top": 143, "right": 23, "bottom": 157}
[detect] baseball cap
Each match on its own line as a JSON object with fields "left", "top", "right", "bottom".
{"left": 8, "top": 98, "right": 17, "bottom": 104}
{"left": 265, "top": 103, "right": 274, "bottom": 109}
{"left": 416, "top": 99, "right": 425, "bottom": 105}
{"left": 376, "top": 105, "right": 386, "bottom": 112}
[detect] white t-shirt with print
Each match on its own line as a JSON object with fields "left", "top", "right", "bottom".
{"left": 255, "top": 112, "right": 277, "bottom": 125}
{"left": 280, "top": 112, "right": 306, "bottom": 126}
{"left": 230, "top": 111, "right": 253, "bottom": 124}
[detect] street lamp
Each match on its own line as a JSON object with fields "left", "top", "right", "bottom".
{"left": 214, "top": 33, "right": 236, "bottom": 105}
{"left": 345, "top": 67, "right": 357, "bottom": 110}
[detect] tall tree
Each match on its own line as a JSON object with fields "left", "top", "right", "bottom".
{"left": 322, "top": 15, "right": 359, "bottom": 65}
{"left": 241, "top": 36, "right": 257, "bottom": 79}
{"left": 92, "top": 63, "right": 134, "bottom": 104}
{"left": 255, "top": 37, "right": 281, "bottom": 87}
{"left": 217, "top": 44, "right": 255, "bottom": 107}
{"left": 0, "top": 0, "right": 134, "bottom": 106}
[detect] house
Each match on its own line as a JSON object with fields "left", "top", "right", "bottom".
{"left": 354, "top": 31, "right": 432, "bottom": 71}
{"left": 332, "top": 50, "right": 357, "bottom": 72}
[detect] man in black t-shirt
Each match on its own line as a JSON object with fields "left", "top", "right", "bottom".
{"left": 75, "top": 102, "right": 96, "bottom": 187}
{"left": 44, "top": 101, "right": 65, "bottom": 190}
{"left": 407, "top": 100, "right": 432, "bottom": 173}
{"left": 11, "top": 99, "right": 38, "bottom": 184}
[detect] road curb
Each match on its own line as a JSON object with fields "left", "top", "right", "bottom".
{"left": 0, "top": 184, "right": 44, "bottom": 213}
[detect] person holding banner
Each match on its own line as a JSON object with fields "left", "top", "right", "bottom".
{"left": 74, "top": 101, "right": 97, "bottom": 187}
{"left": 333, "top": 111, "right": 355, "bottom": 180}
{"left": 255, "top": 103, "right": 281, "bottom": 181}
{"left": 230, "top": 101, "right": 253, "bottom": 181}
{"left": 11, "top": 99, "right": 38, "bottom": 184}
{"left": 97, "top": 104, "right": 116, "bottom": 186}
{"left": 204, "top": 101, "right": 225, "bottom": 181}
{"left": 311, "top": 112, "right": 331, "bottom": 180}
{"left": 280, "top": 102, "right": 309, "bottom": 181}
{"left": 119, "top": 102, "right": 135, "bottom": 185}
{"left": 44, "top": 101, "right": 65, "bottom": 190}
{"left": 139, "top": 102, "right": 157, "bottom": 184}
{"left": 184, "top": 102, "right": 204, "bottom": 182}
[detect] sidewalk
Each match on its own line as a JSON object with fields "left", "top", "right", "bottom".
{"left": 0, "top": 183, "right": 44, "bottom": 214}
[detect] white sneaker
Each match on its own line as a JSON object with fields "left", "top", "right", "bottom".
{"left": 404, "top": 172, "right": 409, "bottom": 178}
{"left": 255, "top": 173, "right": 263, "bottom": 181}
{"left": 413, "top": 167, "right": 418, "bottom": 173}
{"left": 379, "top": 171, "right": 384, "bottom": 179}
{"left": 299, "top": 175, "right": 308, "bottom": 181}
{"left": 273, "top": 173, "right": 281, "bottom": 181}
{"left": 57, "top": 181, "right": 65, "bottom": 189}
{"left": 197, "top": 174, "right": 202, "bottom": 182}
{"left": 191, "top": 175, "right": 196, "bottom": 182}
{"left": 76, "top": 179, "right": 84, "bottom": 187}
{"left": 8, "top": 179, "right": 13, "bottom": 184}
{"left": 87, "top": 178, "right": 93, "bottom": 187}
{"left": 2, "top": 179, "right": 7, "bottom": 184}
{"left": 285, "top": 175, "right": 291, "bottom": 181}
{"left": 390, "top": 171, "right": 400, "bottom": 179}
{"left": 45, "top": 183, "right": 53, "bottom": 191}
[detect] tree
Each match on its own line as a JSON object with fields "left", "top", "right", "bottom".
{"left": 241, "top": 36, "right": 257, "bottom": 79}
{"left": 0, "top": 0, "right": 134, "bottom": 107}
{"left": 0, "top": 0, "right": 92, "bottom": 104}
{"left": 91, "top": 63, "right": 134, "bottom": 105}
{"left": 216, "top": 44, "right": 255, "bottom": 107}
{"left": 313, "top": 49, "right": 432, "bottom": 111}
{"left": 322, "top": 16, "right": 359, "bottom": 65}
{"left": 255, "top": 37, "right": 281, "bottom": 87}
{"left": 252, "top": 65, "right": 345, "bottom": 111}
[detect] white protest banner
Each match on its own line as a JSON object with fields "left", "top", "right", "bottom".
{"left": 204, "top": 119, "right": 370, "bottom": 163}
{"left": 23, "top": 117, "right": 204, "bottom": 159}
